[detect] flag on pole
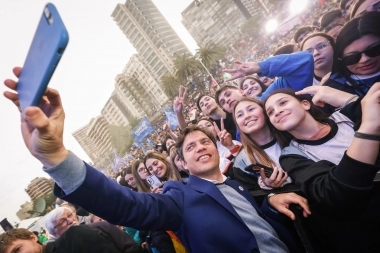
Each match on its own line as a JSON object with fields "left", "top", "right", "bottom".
{"left": 211, "top": 78, "right": 219, "bottom": 87}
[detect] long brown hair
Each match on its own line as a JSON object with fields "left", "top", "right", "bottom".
{"left": 144, "top": 152, "right": 181, "bottom": 181}
{"left": 131, "top": 160, "right": 151, "bottom": 192}
{"left": 263, "top": 88, "right": 329, "bottom": 139}
{"left": 233, "top": 97, "right": 288, "bottom": 168}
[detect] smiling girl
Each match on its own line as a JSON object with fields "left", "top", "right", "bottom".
{"left": 263, "top": 85, "right": 380, "bottom": 252}
{"left": 233, "top": 97, "right": 291, "bottom": 190}
{"left": 264, "top": 89, "right": 355, "bottom": 164}
{"left": 239, "top": 76, "right": 267, "bottom": 98}
{"left": 144, "top": 152, "right": 181, "bottom": 182}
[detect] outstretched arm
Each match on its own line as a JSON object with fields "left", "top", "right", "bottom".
{"left": 4, "top": 67, "right": 183, "bottom": 231}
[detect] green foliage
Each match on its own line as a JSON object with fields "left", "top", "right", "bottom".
{"left": 195, "top": 43, "right": 226, "bottom": 69}
{"left": 43, "top": 192, "right": 56, "bottom": 207}
{"left": 109, "top": 124, "right": 133, "bottom": 155}
{"left": 129, "top": 116, "right": 142, "bottom": 130}
{"left": 32, "top": 192, "right": 56, "bottom": 215}
{"left": 160, "top": 73, "right": 181, "bottom": 99}
{"left": 240, "top": 13, "right": 263, "bottom": 35}
{"left": 173, "top": 53, "right": 203, "bottom": 83}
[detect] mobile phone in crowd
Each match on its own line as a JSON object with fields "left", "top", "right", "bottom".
{"left": 244, "top": 163, "right": 276, "bottom": 178}
{"left": 146, "top": 174, "right": 162, "bottom": 188}
{"left": 17, "top": 3, "right": 69, "bottom": 115}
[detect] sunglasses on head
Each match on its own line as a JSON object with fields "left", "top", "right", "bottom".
{"left": 338, "top": 43, "right": 380, "bottom": 66}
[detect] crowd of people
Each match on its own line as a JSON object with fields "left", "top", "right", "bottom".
{"left": 2, "top": 0, "right": 380, "bottom": 252}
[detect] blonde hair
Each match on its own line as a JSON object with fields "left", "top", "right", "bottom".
{"left": 233, "top": 97, "right": 277, "bottom": 168}
{"left": 144, "top": 152, "right": 181, "bottom": 181}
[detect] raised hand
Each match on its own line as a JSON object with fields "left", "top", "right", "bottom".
{"left": 260, "top": 166, "right": 288, "bottom": 188}
{"left": 4, "top": 67, "right": 69, "bottom": 167}
{"left": 162, "top": 121, "right": 170, "bottom": 131}
{"left": 213, "top": 118, "right": 235, "bottom": 150}
{"left": 222, "top": 61, "right": 260, "bottom": 82}
{"left": 173, "top": 85, "right": 188, "bottom": 114}
{"left": 295, "top": 86, "right": 356, "bottom": 108}
{"left": 268, "top": 192, "right": 311, "bottom": 220}
{"left": 360, "top": 82, "right": 380, "bottom": 136}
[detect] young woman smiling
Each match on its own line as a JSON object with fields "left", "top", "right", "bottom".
{"left": 263, "top": 86, "right": 380, "bottom": 252}
{"left": 239, "top": 76, "right": 267, "bottom": 98}
{"left": 232, "top": 97, "right": 291, "bottom": 190}
{"left": 144, "top": 152, "right": 181, "bottom": 181}
{"left": 264, "top": 89, "right": 355, "bottom": 164}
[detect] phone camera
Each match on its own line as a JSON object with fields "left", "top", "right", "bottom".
{"left": 44, "top": 7, "right": 54, "bottom": 24}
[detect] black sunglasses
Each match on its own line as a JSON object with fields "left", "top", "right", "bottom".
{"left": 338, "top": 43, "right": 380, "bottom": 66}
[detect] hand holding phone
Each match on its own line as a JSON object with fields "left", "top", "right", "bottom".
{"left": 244, "top": 163, "right": 275, "bottom": 178}
{"left": 146, "top": 174, "right": 162, "bottom": 188}
{"left": 17, "top": 3, "right": 69, "bottom": 115}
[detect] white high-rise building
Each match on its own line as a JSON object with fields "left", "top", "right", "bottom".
{"left": 102, "top": 91, "right": 133, "bottom": 127}
{"left": 181, "top": 0, "right": 249, "bottom": 47}
{"left": 111, "top": 0, "right": 190, "bottom": 80}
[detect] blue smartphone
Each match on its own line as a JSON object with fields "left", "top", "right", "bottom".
{"left": 17, "top": 3, "right": 69, "bottom": 115}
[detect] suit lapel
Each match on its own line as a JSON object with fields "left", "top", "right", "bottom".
{"left": 187, "top": 176, "right": 246, "bottom": 224}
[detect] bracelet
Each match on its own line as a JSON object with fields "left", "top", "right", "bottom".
{"left": 267, "top": 193, "right": 276, "bottom": 199}
{"left": 229, "top": 145, "right": 240, "bottom": 154}
{"left": 354, "top": 132, "right": 380, "bottom": 141}
{"left": 343, "top": 95, "right": 358, "bottom": 107}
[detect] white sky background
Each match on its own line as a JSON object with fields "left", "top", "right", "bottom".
{"left": 0, "top": 0, "right": 196, "bottom": 226}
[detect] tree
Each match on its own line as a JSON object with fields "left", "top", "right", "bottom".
{"left": 160, "top": 73, "right": 181, "bottom": 99}
{"left": 109, "top": 124, "right": 133, "bottom": 155}
{"left": 173, "top": 53, "right": 203, "bottom": 83}
{"left": 195, "top": 43, "right": 226, "bottom": 69}
{"left": 240, "top": 13, "right": 263, "bottom": 36}
{"left": 129, "top": 116, "right": 141, "bottom": 130}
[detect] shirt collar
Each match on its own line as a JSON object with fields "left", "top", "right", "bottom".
{"left": 200, "top": 174, "right": 227, "bottom": 184}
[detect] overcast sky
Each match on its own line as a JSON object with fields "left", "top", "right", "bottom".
{"left": 0, "top": 0, "right": 197, "bottom": 227}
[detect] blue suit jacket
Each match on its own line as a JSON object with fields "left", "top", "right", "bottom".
{"left": 54, "top": 164, "right": 301, "bottom": 253}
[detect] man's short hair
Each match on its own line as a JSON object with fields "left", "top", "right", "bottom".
{"left": 340, "top": 0, "right": 351, "bottom": 10}
{"left": 215, "top": 85, "right": 240, "bottom": 108}
{"left": 293, "top": 26, "right": 314, "bottom": 43}
{"left": 175, "top": 126, "right": 217, "bottom": 160}
{"left": 196, "top": 94, "right": 208, "bottom": 111}
{"left": 320, "top": 9, "right": 343, "bottom": 28}
{"left": 0, "top": 228, "right": 35, "bottom": 252}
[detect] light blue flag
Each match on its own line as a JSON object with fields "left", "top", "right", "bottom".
{"left": 165, "top": 110, "right": 179, "bottom": 130}
{"left": 131, "top": 117, "right": 155, "bottom": 143}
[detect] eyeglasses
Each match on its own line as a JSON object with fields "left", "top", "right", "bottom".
{"left": 305, "top": 41, "right": 330, "bottom": 54}
{"left": 137, "top": 167, "right": 147, "bottom": 173}
{"left": 54, "top": 212, "right": 74, "bottom": 229}
{"left": 338, "top": 43, "right": 380, "bottom": 66}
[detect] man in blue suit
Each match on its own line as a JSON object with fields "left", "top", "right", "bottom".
{"left": 4, "top": 68, "right": 310, "bottom": 252}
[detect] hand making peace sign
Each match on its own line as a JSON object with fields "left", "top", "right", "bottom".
{"left": 213, "top": 118, "right": 235, "bottom": 150}
{"left": 173, "top": 85, "right": 188, "bottom": 114}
